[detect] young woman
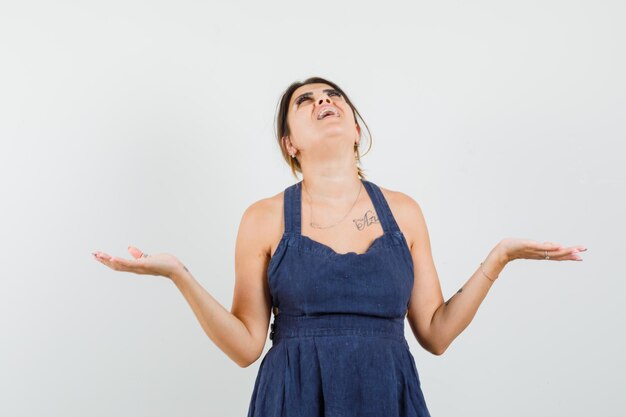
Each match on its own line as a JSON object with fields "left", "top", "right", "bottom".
{"left": 93, "top": 76, "right": 586, "bottom": 417}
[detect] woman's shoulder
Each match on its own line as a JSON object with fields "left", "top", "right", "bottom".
{"left": 239, "top": 188, "right": 287, "bottom": 237}
{"left": 236, "top": 189, "right": 286, "bottom": 257}
{"left": 375, "top": 183, "right": 422, "bottom": 214}
{"left": 242, "top": 189, "right": 284, "bottom": 222}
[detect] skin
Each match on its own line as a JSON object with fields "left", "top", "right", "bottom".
{"left": 93, "top": 83, "right": 587, "bottom": 366}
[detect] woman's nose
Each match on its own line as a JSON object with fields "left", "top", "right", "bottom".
{"left": 317, "top": 96, "right": 331, "bottom": 105}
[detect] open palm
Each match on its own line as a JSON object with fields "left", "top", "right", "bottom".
{"left": 500, "top": 238, "right": 586, "bottom": 262}
{"left": 93, "top": 245, "right": 182, "bottom": 279}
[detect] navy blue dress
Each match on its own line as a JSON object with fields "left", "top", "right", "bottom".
{"left": 246, "top": 179, "right": 432, "bottom": 417}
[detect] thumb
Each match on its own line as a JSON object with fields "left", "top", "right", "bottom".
{"left": 127, "top": 245, "right": 144, "bottom": 259}
{"left": 542, "top": 241, "right": 562, "bottom": 250}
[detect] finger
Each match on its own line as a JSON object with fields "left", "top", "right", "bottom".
{"left": 109, "top": 256, "right": 144, "bottom": 272}
{"left": 541, "top": 242, "right": 563, "bottom": 250}
{"left": 94, "top": 251, "right": 112, "bottom": 261}
{"left": 564, "top": 245, "right": 587, "bottom": 253}
{"left": 536, "top": 245, "right": 568, "bottom": 261}
{"left": 541, "top": 241, "right": 563, "bottom": 251}
{"left": 95, "top": 256, "right": 123, "bottom": 271}
{"left": 555, "top": 253, "right": 583, "bottom": 261}
{"left": 568, "top": 247, "right": 585, "bottom": 260}
{"left": 553, "top": 246, "right": 585, "bottom": 257}
{"left": 93, "top": 253, "right": 107, "bottom": 264}
{"left": 549, "top": 248, "right": 584, "bottom": 261}
{"left": 128, "top": 245, "right": 144, "bottom": 259}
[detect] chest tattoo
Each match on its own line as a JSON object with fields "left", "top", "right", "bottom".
{"left": 352, "top": 209, "right": 380, "bottom": 231}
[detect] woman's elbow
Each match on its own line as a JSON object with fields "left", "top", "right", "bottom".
{"left": 421, "top": 334, "right": 447, "bottom": 356}
{"left": 430, "top": 345, "right": 446, "bottom": 356}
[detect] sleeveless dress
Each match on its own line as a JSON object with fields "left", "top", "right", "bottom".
{"left": 246, "top": 179, "right": 432, "bottom": 417}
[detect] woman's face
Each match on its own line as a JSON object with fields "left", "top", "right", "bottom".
{"left": 283, "top": 83, "right": 360, "bottom": 157}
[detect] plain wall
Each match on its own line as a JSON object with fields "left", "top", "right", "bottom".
{"left": 1, "top": 1, "right": 624, "bottom": 416}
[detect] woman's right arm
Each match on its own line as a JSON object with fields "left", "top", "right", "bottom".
{"left": 170, "top": 199, "right": 275, "bottom": 368}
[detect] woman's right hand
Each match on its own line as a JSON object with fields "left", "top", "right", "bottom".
{"left": 92, "top": 245, "right": 184, "bottom": 280}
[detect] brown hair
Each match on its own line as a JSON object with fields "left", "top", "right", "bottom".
{"left": 274, "top": 76, "right": 373, "bottom": 180}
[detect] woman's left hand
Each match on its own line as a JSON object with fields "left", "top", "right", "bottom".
{"left": 499, "top": 238, "right": 587, "bottom": 262}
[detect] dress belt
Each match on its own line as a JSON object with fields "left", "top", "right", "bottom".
{"left": 272, "top": 306, "right": 408, "bottom": 317}
{"left": 269, "top": 313, "right": 408, "bottom": 345}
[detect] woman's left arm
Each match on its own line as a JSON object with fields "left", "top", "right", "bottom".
{"left": 414, "top": 243, "right": 508, "bottom": 356}
{"left": 395, "top": 192, "right": 586, "bottom": 356}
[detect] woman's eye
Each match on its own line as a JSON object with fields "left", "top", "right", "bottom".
{"left": 296, "top": 97, "right": 311, "bottom": 105}
{"left": 295, "top": 91, "right": 341, "bottom": 106}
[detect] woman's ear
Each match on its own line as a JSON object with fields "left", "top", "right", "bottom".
{"left": 283, "top": 136, "right": 297, "bottom": 157}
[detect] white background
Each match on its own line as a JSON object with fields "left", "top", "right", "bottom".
{"left": 1, "top": 1, "right": 624, "bottom": 416}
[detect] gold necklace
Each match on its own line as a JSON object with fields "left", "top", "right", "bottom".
{"left": 303, "top": 180, "right": 363, "bottom": 229}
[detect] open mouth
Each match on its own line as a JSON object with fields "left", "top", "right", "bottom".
{"left": 317, "top": 107, "right": 340, "bottom": 120}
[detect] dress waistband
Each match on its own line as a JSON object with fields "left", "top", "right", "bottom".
{"left": 270, "top": 313, "right": 407, "bottom": 345}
